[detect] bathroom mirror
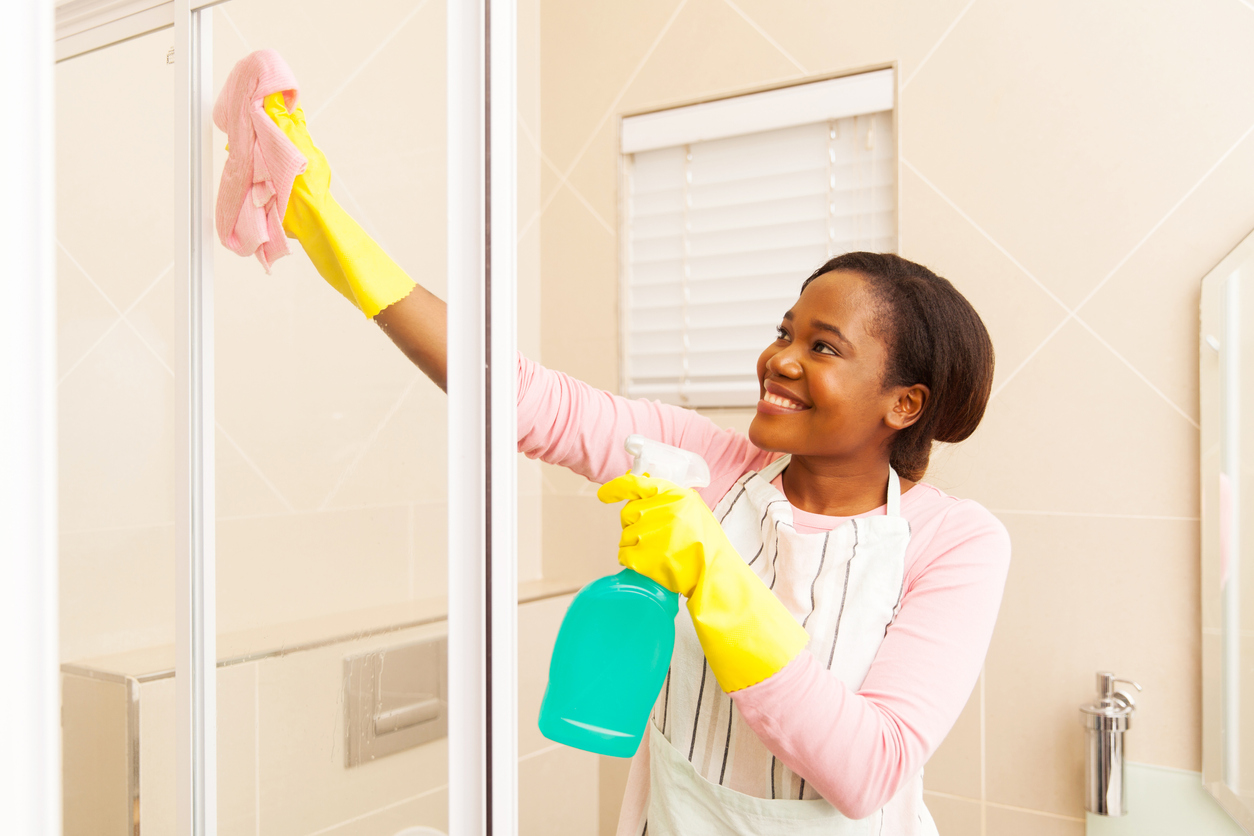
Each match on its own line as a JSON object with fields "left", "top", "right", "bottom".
{"left": 1202, "top": 228, "right": 1254, "bottom": 834}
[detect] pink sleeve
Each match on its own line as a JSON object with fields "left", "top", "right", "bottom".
{"left": 516, "top": 353, "right": 771, "bottom": 502}
{"left": 729, "top": 506, "right": 1011, "bottom": 819}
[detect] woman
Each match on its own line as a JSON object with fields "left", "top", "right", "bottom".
{"left": 264, "top": 95, "right": 1010, "bottom": 836}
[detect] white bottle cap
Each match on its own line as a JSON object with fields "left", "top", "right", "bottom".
{"left": 624, "top": 434, "right": 710, "bottom": 489}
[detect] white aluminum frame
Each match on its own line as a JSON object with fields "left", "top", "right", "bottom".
{"left": 449, "top": 0, "right": 519, "bottom": 831}
{"left": 173, "top": 2, "right": 218, "bottom": 834}
{"left": 1, "top": 1, "right": 60, "bottom": 835}
{"left": 41, "top": 0, "right": 520, "bottom": 832}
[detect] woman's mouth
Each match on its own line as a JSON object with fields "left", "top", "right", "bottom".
{"left": 757, "top": 391, "right": 809, "bottom": 414}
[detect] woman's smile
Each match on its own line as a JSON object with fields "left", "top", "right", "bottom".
{"left": 758, "top": 381, "right": 810, "bottom": 413}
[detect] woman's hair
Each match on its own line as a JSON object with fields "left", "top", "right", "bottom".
{"left": 801, "top": 252, "right": 994, "bottom": 481}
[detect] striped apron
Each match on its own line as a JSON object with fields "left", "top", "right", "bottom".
{"left": 640, "top": 455, "right": 939, "bottom": 835}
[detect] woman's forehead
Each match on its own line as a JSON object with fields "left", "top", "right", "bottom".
{"left": 791, "top": 271, "right": 875, "bottom": 328}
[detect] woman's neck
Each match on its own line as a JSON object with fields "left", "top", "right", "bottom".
{"left": 779, "top": 454, "right": 916, "bottom": 517}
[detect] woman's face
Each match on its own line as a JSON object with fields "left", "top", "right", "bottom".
{"left": 748, "top": 270, "right": 913, "bottom": 460}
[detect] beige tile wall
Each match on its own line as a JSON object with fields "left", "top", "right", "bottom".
{"left": 57, "top": 0, "right": 545, "bottom": 664}
{"left": 122, "top": 595, "right": 590, "bottom": 836}
{"left": 57, "top": 0, "right": 559, "bottom": 833}
{"left": 533, "top": 0, "right": 1254, "bottom": 833}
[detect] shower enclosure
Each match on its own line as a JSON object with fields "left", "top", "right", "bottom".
{"left": 9, "top": 0, "right": 596, "bottom": 833}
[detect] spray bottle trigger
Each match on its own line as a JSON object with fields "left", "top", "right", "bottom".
{"left": 624, "top": 434, "right": 711, "bottom": 490}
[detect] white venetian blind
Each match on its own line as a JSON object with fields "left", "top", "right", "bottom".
{"left": 622, "top": 76, "right": 895, "bottom": 407}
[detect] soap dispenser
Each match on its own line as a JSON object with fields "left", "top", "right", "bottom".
{"left": 1080, "top": 671, "right": 1142, "bottom": 816}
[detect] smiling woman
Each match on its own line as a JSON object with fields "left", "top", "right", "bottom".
{"left": 752, "top": 253, "right": 995, "bottom": 517}
{"left": 373, "top": 243, "right": 1011, "bottom": 835}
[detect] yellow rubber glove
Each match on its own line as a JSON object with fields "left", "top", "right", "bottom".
{"left": 597, "top": 473, "right": 810, "bottom": 693}
{"left": 262, "top": 92, "right": 415, "bottom": 318}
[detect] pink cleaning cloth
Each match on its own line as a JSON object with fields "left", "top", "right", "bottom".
{"left": 212, "top": 50, "right": 307, "bottom": 273}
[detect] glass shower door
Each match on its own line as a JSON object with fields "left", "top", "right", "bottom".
{"left": 209, "top": 0, "right": 452, "bottom": 833}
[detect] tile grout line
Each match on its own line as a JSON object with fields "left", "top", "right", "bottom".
{"left": 58, "top": 318, "right": 122, "bottom": 387}
{"left": 1071, "top": 111, "right": 1254, "bottom": 316}
{"left": 55, "top": 247, "right": 175, "bottom": 384}
{"left": 254, "top": 663, "right": 261, "bottom": 836}
{"left": 925, "top": 789, "right": 1087, "bottom": 824}
{"left": 719, "top": 0, "right": 809, "bottom": 74}
{"left": 901, "top": 0, "right": 979, "bottom": 90}
{"left": 216, "top": 421, "right": 298, "bottom": 513}
{"left": 519, "top": 115, "right": 616, "bottom": 235}
{"left": 537, "top": 152, "right": 617, "bottom": 236}
{"left": 218, "top": 5, "right": 253, "bottom": 53}
{"left": 57, "top": 257, "right": 174, "bottom": 386}
{"left": 1073, "top": 318, "right": 1200, "bottom": 428}
{"left": 987, "top": 314, "right": 1070, "bottom": 402}
{"left": 318, "top": 373, "right": 423, "bottom": 510}
{"left": 302, "top": 782, "right": 448, "bottom": 836}
{"left": 979, "top": 666, "right": 986, "bottom": 836}
{"left": 552, "top": 0, "right": 691, "bottom": 187}
{"left": 902, "top": 157, "right": 1200, "bottom": 427}
{"left": 519, "top": 740, "right": 565, "bottom": 763}
{"left": 900, "top": 159, "right": 1070, "bottom": 312}
{"left": 990, "top": 508, "right": 1199, "bottom": 521}
{"left": 298, "top": 741, "right": 561, "bottom": 836}
{"left": 408, "top": 502, "right": 416, "bottom": 600}
{"left": 56, "top": 497, "right": 425, "bottom": 538}
{"left": 308, "top": 0, "right": 435, "bottom": 121}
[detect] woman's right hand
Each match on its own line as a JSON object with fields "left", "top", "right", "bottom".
{"left": 263, "top": 93, "right": 447, "bottom": 390}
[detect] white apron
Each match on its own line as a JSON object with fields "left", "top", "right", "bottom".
{"left": 639, "top": 455, "right": 939, "bottom": 836}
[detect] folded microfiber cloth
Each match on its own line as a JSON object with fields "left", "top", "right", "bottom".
{"left": 213, "top": 50, "right": 307, "bottom": 272}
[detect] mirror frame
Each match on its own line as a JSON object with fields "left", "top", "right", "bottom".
{"left": 1201, "top": 228, "right": 1254, "bottom": 833}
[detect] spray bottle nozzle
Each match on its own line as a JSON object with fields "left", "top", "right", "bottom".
{"left": 625, "top": 434, "right": 711, "bottom": 490}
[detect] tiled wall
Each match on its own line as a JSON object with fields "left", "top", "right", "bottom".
{"left": 533, "top": 1, "right": 1254, "bottom": 834}
{"left": 56, "top": 0, "right": 545, "bottom": 665}
{"left": 56, "top": 0, "right": 565, "bottom": 833}
{"left": 60, "top": 594, "right": 592, "bottom": 836}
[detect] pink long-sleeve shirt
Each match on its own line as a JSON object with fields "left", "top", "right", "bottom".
{"left": 516, "top": 355, "right": 1011, "bottom": 823}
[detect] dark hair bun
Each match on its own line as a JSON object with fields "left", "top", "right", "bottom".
{"left": 801, "top": 253, "right": 995, "bottom": 481}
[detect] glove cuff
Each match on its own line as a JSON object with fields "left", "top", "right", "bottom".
{"left": 689, "top": 556, "right": 810, "bottom": 692}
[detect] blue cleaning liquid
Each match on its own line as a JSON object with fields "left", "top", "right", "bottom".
{"left": 538, "top": 568, "right": 678, "bottom": 758}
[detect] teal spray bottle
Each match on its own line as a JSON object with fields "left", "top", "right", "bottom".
{"left": 537, "top": 435, "right": 710, "bottom": 757}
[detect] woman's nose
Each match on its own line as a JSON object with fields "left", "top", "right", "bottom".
{"left": 766, "top": 345, "right": 803, "bottom": 378}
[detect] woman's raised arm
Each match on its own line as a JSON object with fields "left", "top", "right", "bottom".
{"left": 375, "top": 287, "right": 448, "bottom": 391}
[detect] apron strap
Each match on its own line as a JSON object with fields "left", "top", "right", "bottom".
{"left": 757, "top": 454, "right": 791, "bottom": 482}
{"left": 757, "top": 456, "right": 901, "bottom": 517}
{"left": 886, "top": 466, "right": 902, "bottom": 518}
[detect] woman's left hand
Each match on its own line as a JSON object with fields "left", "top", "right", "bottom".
{"left": 597, "top": 472, "right": 811, "bottom": 692}
{"left": 596, "top": 473, "right": 730, "bottom": 597}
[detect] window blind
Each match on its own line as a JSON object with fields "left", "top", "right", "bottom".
{"left": 622, "top": 107, "right": 896, "bottom": 407}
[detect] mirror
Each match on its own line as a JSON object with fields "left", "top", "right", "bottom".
{"left": 1202, "top": 229, "right": 1254, "bottom": 832}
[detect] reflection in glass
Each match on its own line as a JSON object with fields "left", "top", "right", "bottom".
{"left": 1221, "top": 272, "right": 1240, "bottom": 788}
{"left": 210, "top": 0, "right": 450, "bottom": 832}
{"left": 56, "top": 27, "right": 179, "bottom": 836}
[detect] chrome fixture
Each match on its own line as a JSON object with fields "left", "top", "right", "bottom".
{"left": 1080, "top": 671, "right": 1142, "bottom": 816}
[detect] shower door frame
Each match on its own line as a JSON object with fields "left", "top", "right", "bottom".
{"left": 171, "top": 0, "right": 519, "bottom": 832}
{"left": 3, "top": 0, "right": 59, "bottom": 834}
{"left": 30, "top": 0, "right": 521, "bottom": 833}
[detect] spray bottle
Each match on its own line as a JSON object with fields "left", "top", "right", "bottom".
{"left": 537, "top": 435, "right": 711, "bottom": 757}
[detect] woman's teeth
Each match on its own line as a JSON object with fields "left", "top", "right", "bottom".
{"left": 763, "top": 392, "right": 807, "bottom": 410}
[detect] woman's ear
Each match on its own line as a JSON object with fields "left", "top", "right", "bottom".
{"left": 886, "top": 384, "right": 929, "bottom": 431}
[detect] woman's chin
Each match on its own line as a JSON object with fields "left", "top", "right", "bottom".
{"left": 747, "top": 417, "right": 790, "bottom": 453}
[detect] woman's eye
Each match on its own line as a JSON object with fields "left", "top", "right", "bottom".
{"left": 813, "top": 341, "right": 838, "bottom": 356}
{"left": 775, "top": 326, "right": 790, "bottom": 341}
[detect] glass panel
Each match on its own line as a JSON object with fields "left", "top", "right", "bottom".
{"left": 56, "top": 28, "right": 179, "bottom": 836}
{"left": 210, "top": 1, "right": 449, "bottom": 833}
